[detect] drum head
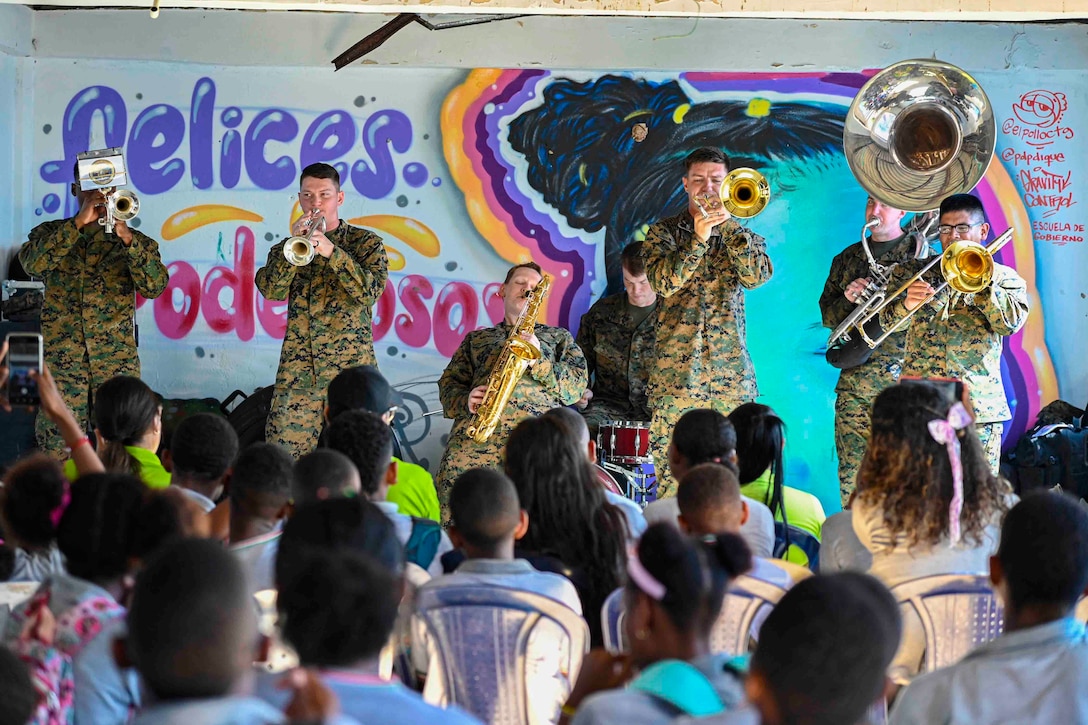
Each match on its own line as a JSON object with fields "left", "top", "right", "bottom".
{"left": 594, "top": 464, "right": 625, "bottom": 497}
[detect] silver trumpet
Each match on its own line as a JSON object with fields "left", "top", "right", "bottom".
{"left": 99, "top": 188, "right": 140, "bottom": 235}
{"left": 283, "top": 211, "right": 325, "bottom": 267}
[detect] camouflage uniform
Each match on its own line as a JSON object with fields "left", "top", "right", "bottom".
{"left": 575, "top": 291, "right": 656, "bottom": 437}
{"left": 880, "top": 260, "right": 1029, "bottom": 472}
{"left": 435, "top": 322, "right": 587, "bottom": 514}
{"left": 255, "top": 223, "right": 387, "bottom": 458}
{"left": 18, "top": 219, "right": 168, "bottom": 456}
{"left": 643, "top": 212, "right": 773, "bottom": 496}
{"left": 819, "top": 233, "right": 936, "bottom": 505}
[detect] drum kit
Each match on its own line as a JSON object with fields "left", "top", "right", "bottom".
{"left": 593, "top": 420, "right": 657, "bottom": 507}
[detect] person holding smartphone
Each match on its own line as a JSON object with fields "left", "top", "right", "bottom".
{"left": 17, "top": 159, "right": 168, "bottom": 457}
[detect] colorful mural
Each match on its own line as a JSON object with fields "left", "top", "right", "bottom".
{"left": 17, "top": 63, "right": 1072, "bottom": 512}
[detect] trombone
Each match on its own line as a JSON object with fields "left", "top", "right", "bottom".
{"left": 835, "top": 228, "right": 1014, "bottom": 351}
{"left": 283, "top": 211, "right": 326, "bottom": 267}
{"left": 694, "top": 168, "right": 770, "bottom": 219}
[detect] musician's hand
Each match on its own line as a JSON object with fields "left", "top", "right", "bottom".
{"left": 468, "top": 385, "right": 488, "bottom": 414}
{"left": 311, "top": 230, "right": 335, "bottom": 259}
{"left": 576, "top": 388, "right": 593, "bottom": 410}
{"left": 291, "top": 215, "right": 313, "bottom": 237}
{"left": 903, "top": 279, "right": 936, "bottom": 311}
{"left": 693, "top": 205, "right": 730, "bottom": 243}
{"left": 113, "top": 218, "right": 135, "bottom": 246}
{"left": 845, "top": 277, "right": 871, "bottom": 304}
{"left": 74, "top": 191, "right": 106, "bottom": 231}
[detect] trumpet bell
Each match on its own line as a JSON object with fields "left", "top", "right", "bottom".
{"left": 941, "top": 240, "right": 993, "bottom": 294}
{"left": 843, "top": 59, "right": 996, "bottom": 212}
{"left": 283, "top": 236, "right": 316, "bottom": 267}
{"left": 722, "top": 168, "right": 771, "bottom": 218}
{"left": 110, "top": 189, "right": 140, "bottom": 220}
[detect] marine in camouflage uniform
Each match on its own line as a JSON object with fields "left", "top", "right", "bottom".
{"left": 255, "top": 164, "right": 388, "bottom": 458}
{"left": 575, "top": 243, "right": 657, "bottom": 441}
{"left": 819, "top": 202, "right": 936, "bottom": 505}
{"left": 642, "top": 149, "right": 773, "bottom": 497}
{"left": 19, "top": 189, "right": 168, "bottom": 457}
{"left": 436, "top": 264, "right": 587, "bottom": 514}
{"left": 879, "top": 196, "right": 1029, "bottom": 473}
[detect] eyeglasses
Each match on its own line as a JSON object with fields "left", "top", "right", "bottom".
{"left": 937, "top": 223, "right": 982, "bottom": 236}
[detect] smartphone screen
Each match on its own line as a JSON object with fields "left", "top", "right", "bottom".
{"left": 6, "top": 333, "right": 43, "bottom": 406}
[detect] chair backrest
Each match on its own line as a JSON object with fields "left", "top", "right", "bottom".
{"left": 415, "top": 585, "right": 590, "bottom": 725}
{"left": 601, "top": 587, "right": 626, "bottom": 654}
{"left": 709, "top": 574, "right": 790, "bottom": 656}
{"left": 773, "top": 522, "right": 821, "bottom": 571}
{"left": 890, "top": 574, "right": 1005, "bottom": 672}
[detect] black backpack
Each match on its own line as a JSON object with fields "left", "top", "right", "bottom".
{"left": 223, "top": 386, "right": 275, "bottom": 448}
{"left": 1006, "top": 401, "right": 1088, "bottom": 499}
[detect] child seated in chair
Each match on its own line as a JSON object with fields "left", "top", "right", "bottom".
{"left": 229, "top": 443, "right": 294, "bottom": 596}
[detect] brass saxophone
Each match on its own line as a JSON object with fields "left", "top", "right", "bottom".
{"left": 465, "top": 273, "right": 553, "bottom": 443}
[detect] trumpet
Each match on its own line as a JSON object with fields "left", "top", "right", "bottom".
{"left": 99, "top": 187, "right": 140, "bottom": 235}
{"left": 283, "top": 211, "right": 326, "bottom": 267}
{"left": 840, "top": 228, "right": 1014, "bottom": 351}
{"left": 694, "top": 168, "right": 770, "bottom": 220}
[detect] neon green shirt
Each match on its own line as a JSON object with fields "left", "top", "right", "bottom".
{"left": 740, "top": 468, "right": 826, "bottom": 566}
{"left": 385, "top": 456, "right": 440, "bottom": 522}
{"left": 64, "top": 445, "right": 171, "bottom": 490}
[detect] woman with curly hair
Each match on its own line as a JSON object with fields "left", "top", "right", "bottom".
{"left": 852, "top": 381, "right": 1013, "bottom": 682}
{"left": 504, "top": 414, "right": 628, "bottom": 647}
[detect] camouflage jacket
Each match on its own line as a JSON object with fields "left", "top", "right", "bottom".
{"left": 819, "top": 233, "right": 937, "bottom": 395}
{"left": 440, "top": 322, "right": 587, "bottom": 425}
{"left": 255, "top": 222, "right": 388, "bottom": 390}
{"left": 642, "top": 212, "right": 772, "bottom": 402}
{"left": 18, "top": 218, "right": 168, "bottom": 380}
{"left": 879, "top": 260, "right": 1029, "bottom": 423}
{"left": 575, "top": 292, "right": 655, "bottom": 420}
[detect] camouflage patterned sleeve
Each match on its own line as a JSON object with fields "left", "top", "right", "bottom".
{"left": 721, "top": 221, "right": 773, "bottom": 290}
{"left": 977, "top": 265, "right": 1029, "bottom": 336}
{"left": 439, "top": 336, "right": 476, "bottom": 419}
{"left": 529, "top": 329, "right": 588, "bottom": 405}
{"left": 643, "top": 221, "right": 712, "bottom": 298}
{"left": 328, "top": 230, "right": 388, "bottom": 305}
{"left": 575, "top": 308, "right": 598, "bottom": 386}
{"left": 819, "top": 251, "right": 855, "bottom": 329}
{"left": 123, "top": 230, "right": 169, "bottom": 299}
{"left": 18, "top": 220, "right": 82, "bottom": 276}
{"left": 254, "top": 239, "right": 296, "bottom": 301}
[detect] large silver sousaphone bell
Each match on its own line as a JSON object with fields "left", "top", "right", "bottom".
{"left": 843, "top": 59, "right": 995, "bottom": 212}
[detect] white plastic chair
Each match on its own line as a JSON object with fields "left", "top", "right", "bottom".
{"left": 709, "top": 574, "right": 790, "bottom": 656}
{"left": 601, "top": 587, "right": 627, "bottom": 654}
{"left": 415, "top": 585, "right": 589, "bottom": 725}
{"left": 889, "top": 573, "right": 1005, "bottom": 673}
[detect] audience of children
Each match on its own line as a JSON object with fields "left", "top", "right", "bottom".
{"left": 324, "top": 365, "right": 441, "bottom": 522}
{"left": 6, "top": 342, "right": 1088, "bottom": 725}
{"left": 643, "top": 409, "right": 776, "bottom": 558}
{"left": 326, "top": 409, "right": 452, "bottom": 577}
{"left": 503, "top": 415, "right": 628, "bottom": 647}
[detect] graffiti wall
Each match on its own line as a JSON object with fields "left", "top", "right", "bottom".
{"left": 13, "top": 60, "right": 1086, "bottom": 512}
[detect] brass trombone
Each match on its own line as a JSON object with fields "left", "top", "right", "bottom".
{"left": 694, "top": 168, "right": 770, "bottom": 219}
{"left": 283, "top": 211, "right": 325, "bottom": 267}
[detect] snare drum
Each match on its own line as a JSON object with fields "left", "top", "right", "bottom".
{"left": 594, "top": 464, "right": 626, "bottom": 497}
{"left": 597, "top": 421, "right": 652, "bottom": 464}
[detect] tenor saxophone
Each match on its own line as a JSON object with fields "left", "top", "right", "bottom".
{"left": 465, "top": 273, "right": 553, "bottom": 443}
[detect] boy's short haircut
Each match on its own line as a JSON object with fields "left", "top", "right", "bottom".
{"left": 127, "top": 538, "right": 254, "bottom": 700}
{"left": 751, "top": 572, "right": 901, "bottom": 725}
{"left": 998, "top": 491, "right": 1088, "bottom": 612}
{"left": 449, "top": 468, "right": 521, "bottom": 550}
{"left": 326, "top": 410, "right": 393, "bottom": 497}
{"left": 229, "top": 442, "right": 294, "bottom": 518}
{"left": 676, "top": 463, "right": 742, "bottom": 521}
{"left": 171, "top": 413, "right": 239, "bottom": 482}
{"left": 293, "top": 449, "right": 360, "bottom": 504}
{"left": 300, "top": 161, "right": 340, "bottom": 190}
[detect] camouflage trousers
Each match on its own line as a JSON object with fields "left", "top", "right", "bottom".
{"left": 976, "top": 421, "right": 1004, "bottom": 475}
{"left": 36, "top": 352, "right": 138, "bottom": 458}
{"left": 435, "top": 417, "right": 511, "bottom": 523}
{"left": 265, "top": 384, "right": 325, "bottom": 459}
{"left": 834, "top": 390, "right": 874, "bottom": 507}
{"left": 649, "top": 394, "right": 740, "bottom": 498}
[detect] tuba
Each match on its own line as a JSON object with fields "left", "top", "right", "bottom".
{"left": 694, "top": 168, "right": 771, "bottom": 219}
{"left": 465, "top": 273, "right": 553, "bottom": 443}
{"left": 828, "top": 59, "right": 1003, "bottom": 364}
